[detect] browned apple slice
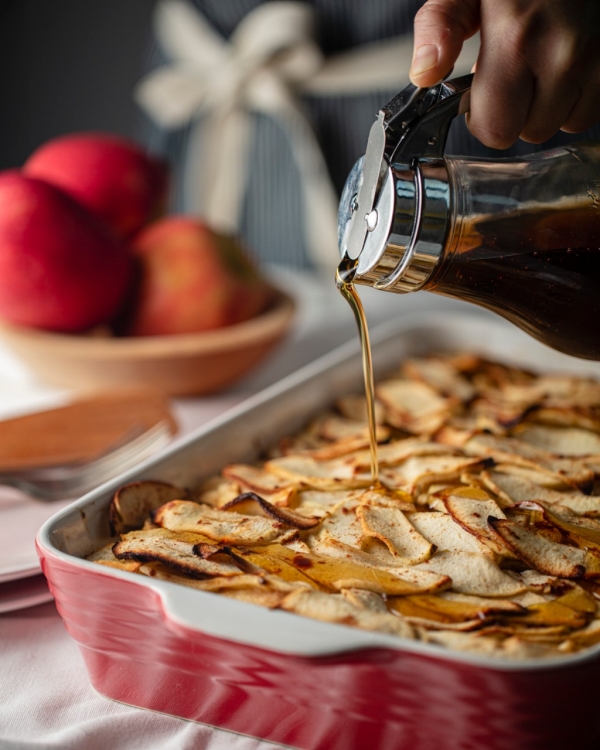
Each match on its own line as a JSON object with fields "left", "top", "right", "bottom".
{"left": 514, "top": 501, "right": 600, "bottom": 555}
{"left": 357, "top": 486, "right": 416, "bottom": 512}
{"left": 422, "top": 629, "right": 512, "bottom": 655}
{"left": 513, "top": 423, "right": 600, "bottom": 457}
{"left": 502, "top": 637, "right": 567, "bottom": 658}
{"left": 293, "top": 488, "right": 361, "bottom": 512}
{"left": 489, "top": 518, "right": 600, "bottom": 578}
{"left": 222, "top": 464, "right": 296, "bottom": 494}
{"left": 109, "top": 480, "right": 187, "bottom": 535}
{"left": 220, "top": 492, "right": 320, "bottom": 530}
{"left": 252, "top": 543, "right": 439, "bottom": 596}
{"left": 198, "top": 477, "right": 242, "bottom": 507}
{"left": 556, "top": 586, "right": 597, "bottom": 614}
{"left": 233, "top": 548, "right": 320, "bottom": 588}
{"left": 302, "top": 437, "right": 373, "bottom": 461}
{"left": 309, "top": 537, "right": 450, "bottom": 592}
{"left": 310, "top": 497, "right": 365, "bottom": 548}
{"left": 265, "top": 455, "right": 371, "bottom": 490}
{"left": 470, "top": 397, "right": 534, "bottom": 433}
{"left": 435, "top": 423, "right": 479, "bottom": 448}
{"left": 314, "top": 414, "right": 390, "bottom": 443}
{"left": 535, "top": 374, "right": 600, "bottom": 408}
{"left": 340, "top": 588, "right": 388, "bottom": 612}
{"left": 388, "top": 592, "right": 523, "bottom": 628}
{"left": 442, "top": 489, "right": 516, "bottom": 557}
{"left": 422, "top": 628, "right": 517, "bottom": 656}
{"left": 345, "top": 437, "right": 455, "bottom": 473}
{"left": 357, "top": 502, "right": 433, "bottom": 564}
{"left": 402, "top": 357, "right": 476, "bottom": 401}
{"left": 505, "top": 600, "right": 588, "bottom": 629}
{"left": 96, "top": 559, "right": 143, "bottom": 572}
{"left": 407, "top": 511, "right": 494, "bottom": 557}
{"left": 532, "top": 407, "right": 600, "bottom": 433}
{"left": 415, "top": 550, "right": 527, "bottom": 597}
{"left": 463, "top": 434, "right": 594, "bottom": 489}
{"left": 376, "top": 378, "right": 455, "bottom": 434}
{"left": 87, "top": 542, "right": 121, "bottom": 562}
{"left": 87, "top": 542, "right": 142, "bottom": 572}
{"left": 480, "top": 469, "right": 600, "bottom": 515}
{"left": 559, "top": 620, "right": 600, "bottom": 651}
{"left": 220, "top": 586, "right": 298, "bottom": 608}
{"left": 336, "top": 394, "right": 386, "bottom": 424}
{"left": 279, "top": 588, "right": 414, "bottom": 638}
{"left": 154, "top": 500, "right": 288, "bottom": 545}
{"left": 139, "top": 562, "right": 301, "bottom": 607}
{"left": 478, "top": 623, "right": 569, "bottom": 641}
{"left": 380, "top": 454, "right": 490, "bottom": 495}
{"left": 113, "top": 529, "right": 244, "bottom": 578}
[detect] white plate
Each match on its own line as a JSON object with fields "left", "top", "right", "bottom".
{"left": 0, "top": 573, "right": 53, "bottom": 614}
{"left": 0, "top": 488, "right": 73, "bottom": 582}
{"left": 0, "top": 343, "right": 73, "bottom": 583}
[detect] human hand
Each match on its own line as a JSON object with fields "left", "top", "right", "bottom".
{"left": 410, "top": 0, "right": 600, "bottom": 149}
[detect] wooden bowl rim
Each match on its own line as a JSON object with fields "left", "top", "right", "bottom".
{"left": 0, "top": 289, "right": 296, "bottom": 361}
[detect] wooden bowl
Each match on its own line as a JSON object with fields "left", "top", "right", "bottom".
{"left": 0, "top": 289, "right": 295, "bottom": 396}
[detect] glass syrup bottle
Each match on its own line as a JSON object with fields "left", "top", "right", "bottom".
{"left": 337, "top": 74, "right": 600, "bottom": 360}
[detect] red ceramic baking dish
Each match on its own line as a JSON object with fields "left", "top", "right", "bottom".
{"left": 37, "top": 313, "right": 600, "bottom": 750}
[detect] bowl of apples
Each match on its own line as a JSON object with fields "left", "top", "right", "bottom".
{"left": 0, "top": 134, "right": 295, "bottom": 396}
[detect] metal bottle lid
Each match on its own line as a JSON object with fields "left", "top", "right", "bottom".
{"left": 338, "top": 74, "right": 473, "bottom": 292}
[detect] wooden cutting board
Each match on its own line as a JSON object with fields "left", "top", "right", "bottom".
{"left": 0, "top": 388, "right": 177, "bottom": 472}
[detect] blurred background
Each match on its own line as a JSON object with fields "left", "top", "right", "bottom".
{"left": 0, "top": 0, "right": 153, "bottom": 170}
{"left": 3, "top": 0, "right": 599, "bottom": 276}
{"left": 0, "top": 0, "right": 425, "bottom": 270}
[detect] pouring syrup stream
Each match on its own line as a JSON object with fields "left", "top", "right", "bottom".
{"left": 336, "top": 258, "right": 379, "bottom": 483}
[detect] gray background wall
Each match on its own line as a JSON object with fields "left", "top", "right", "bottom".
{"left": 0, "top": 0, "right": 156, "bottom": 169}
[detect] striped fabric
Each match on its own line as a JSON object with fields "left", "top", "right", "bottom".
{"left": 141, "top": 0, "right": 600, "bottom": 269}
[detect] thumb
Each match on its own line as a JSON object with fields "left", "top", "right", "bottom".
{"left": 410, "top": 0, "right": 480, "bottom": 87}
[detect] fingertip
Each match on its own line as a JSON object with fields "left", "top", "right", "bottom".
{"left": 466, "top": 61, "right": 533, "bottom": 151}
{"left": 409, "top": 44, "right": 442, "bottom": 87}
{"left": 465, "top": 113, "right": 517, "bottom": 150}
{"left": 560, "top": 125, "right": 584, "bottom": 134}
{"left": 409, "top": 69, "right": 446, "bottom": 88}
{"left": 519, "top": 131, "right": 553, "bottom": 145}
{"left": 561, "top": 90, "right": 600, "bottom": 135}
{"left": 411, "top": 0, "right": 480, "bottom": 89}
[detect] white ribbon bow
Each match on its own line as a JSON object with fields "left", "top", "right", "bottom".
{"left": 135, "top": 0, "right": 478, "bottom": 272}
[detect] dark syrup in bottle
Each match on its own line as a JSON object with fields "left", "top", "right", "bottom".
{"left": 424, "top": 205, "right": 600, "bottom": 359}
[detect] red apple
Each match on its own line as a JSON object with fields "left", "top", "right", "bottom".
{"left": 24, "top": 133, "right": 168, "bottom": 239}
{"left": 0, "top": 171, "right": 132, "bottom": 331}
{"left": 128, "top": 216, "right": 271, "bottom": 336}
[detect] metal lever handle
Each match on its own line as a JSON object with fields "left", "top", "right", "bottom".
{"left": 383, "top": 73, "right": 474, "bottom": 163}
{"left": 338, "top": 74, "right": 473, "bottom": 270}
{"left": 357, "top": 74, "right": 473, "bottom": 291}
